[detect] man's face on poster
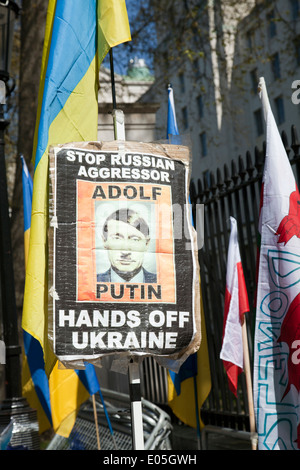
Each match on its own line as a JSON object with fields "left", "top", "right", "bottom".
{"left": 103, "top": 218, "right": 150, "bottom": 275}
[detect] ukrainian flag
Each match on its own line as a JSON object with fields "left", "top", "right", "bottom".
{"left": 21, "top": 155, "right": 101, "bottom": 436}
{"left": 21, "top": 155, "right": 52, "bottom": 433}
{"left": 21, "top": 0, "right": 131, "bottom": 437}
{"left": 166, "top": 85, "right": 211, "bottom": 432}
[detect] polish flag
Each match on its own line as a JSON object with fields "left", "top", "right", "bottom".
{"left": 220, "top": 217, "right": 250, "bottom": 396}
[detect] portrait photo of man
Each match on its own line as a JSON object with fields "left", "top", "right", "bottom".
{"left": 97, "top": 207, "right": 157, "bottom": 283}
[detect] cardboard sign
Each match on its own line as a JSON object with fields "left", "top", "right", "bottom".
{"left": 48, "top": 141, "right": 201, "bottom": 368}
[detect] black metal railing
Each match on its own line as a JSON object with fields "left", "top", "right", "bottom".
{"left": 189, "top": 124, "right": 300, "bottom": 431}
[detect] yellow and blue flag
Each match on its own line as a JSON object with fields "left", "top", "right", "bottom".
{"left": 166, "top": 85, "right": 211, "bottom": 431}
{"left": 21, "top": 155, "right": 100, "bottom": 436}
{"left": 21, "top": 0, "right": 131, "bottom": 437}
{"left": 21, "top": 155, "right": 53, "bottom": 433}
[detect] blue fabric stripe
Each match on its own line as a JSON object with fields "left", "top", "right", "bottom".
{"left": 23, "top": 332, "right": 100, "bottom": 426}
{"left": 167, "top": 86, "right": 179, "bottom": 137}
{"left": 35, "top": 0, "right": 97, "bottom": 169}
{"left": 170, "top": 354, "right": 198, "bottom": 396}
{"left": 23, "top": 331, "right": 53, "bottom": 425}
{"left": 76, "top": 363, "right": 100, "bottom": 395}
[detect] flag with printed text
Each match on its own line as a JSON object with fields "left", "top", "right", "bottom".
{"left": 253, "top": 82, "right": 300, "bottom": 450}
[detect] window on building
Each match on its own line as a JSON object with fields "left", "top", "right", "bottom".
{"left": 267, "top": 10, "right": 277, "bottom": 38}
{"left": 295, "top": 37, "right": 300, "bottom": 66}
{"left": 162, "top": 51, "right": 169, "bottom": 70}
{"left": 197, "top": 95, "right": 204, "bottom": 119}
{"left": 179, "top": 73, "right": 185, "bottom": 93}
{"left": 271, "top": 52, "right": 281, "bottom": 80}
{"left": 274, "top": 96, "right": 285, "bottom": 124}
{"left": 192, "top": 25, "right": 200, "bottom": 46}
{"left": 250, "top": 68, "right": 258, "bottom": 92}
{"left": 192, "top": 58, "right": 200, "bottom": 79}
{"left": 182, "top": 106, "right": 188, "bottom": 130}
{"left": 290, "top": 0, "right": 299, "bottom": 19}
{"left": 168, "top": 4, "right": 176, "bottom": 28}
{"left": 254, "top": 109, "right": 264, "bottom": 136}
{"left": 246, "top": 30, "right": 254, "bottom": 51}
{"left": 200, "top": 132, "right": 207, "bottom": 157}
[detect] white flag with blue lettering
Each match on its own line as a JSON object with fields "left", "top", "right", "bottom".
{"left": 254, "top": 79, "right": 300, "bottom": 450}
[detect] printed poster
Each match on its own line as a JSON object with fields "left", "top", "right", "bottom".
{"left": 48, "top": 141, "right": 201, "bottom": 366}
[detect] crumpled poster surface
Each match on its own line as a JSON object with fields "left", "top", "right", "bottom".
{"left": 48, "top": 141, "right": 201, "bottom": 371}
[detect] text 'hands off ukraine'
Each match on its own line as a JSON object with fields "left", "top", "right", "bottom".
{"left": 48, "top": 141, "right": 201, "bottom": 367}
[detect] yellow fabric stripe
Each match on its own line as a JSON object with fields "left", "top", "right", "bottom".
{"left": 97, "top": 0, "right": 131, "bottom": 63}
{"left": 48, "top": 362, "right": 90, "bottom": 437}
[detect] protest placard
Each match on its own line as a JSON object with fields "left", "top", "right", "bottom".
{"left": 48, "top": 141, "right": 201, "bottom": 368}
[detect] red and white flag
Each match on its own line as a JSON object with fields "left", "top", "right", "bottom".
{"left": 253, "top": 78, "right": 300, "bottom": 450}
{"left": 220, "top": 216, "right": 249, "bottom": 396}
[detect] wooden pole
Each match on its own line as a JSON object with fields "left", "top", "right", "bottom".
{"left": 242, "top": 318, "right": 257, "bottom": 450}
{"left": 92, "top": 394, "right": 101, "bottom": 450}
{"left": 109, "top": 48, "right": 125, "bottom": 141}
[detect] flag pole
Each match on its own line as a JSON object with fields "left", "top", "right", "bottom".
{"left": 192, "top": 375, "right": 202, "bottom": 449}
{"left": 109, "top": 48, "right": 125, "bottom": 140}
{"left": 109, "top": 48, "right": 117, "bottom": 110}
{"left": 109, "top": 47, "right": 144, "bottom": 450}
{"left": 92, "top": 394, "right": 101, "bottom": 450}
{"left": 245, "top": 76, "right": 268, "bottom": 451}
{"left": 242, "top": 317, "right": 257, "bottom": 450}
{"left": 257, "top": 76, "right": 270, "bottom": 120}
